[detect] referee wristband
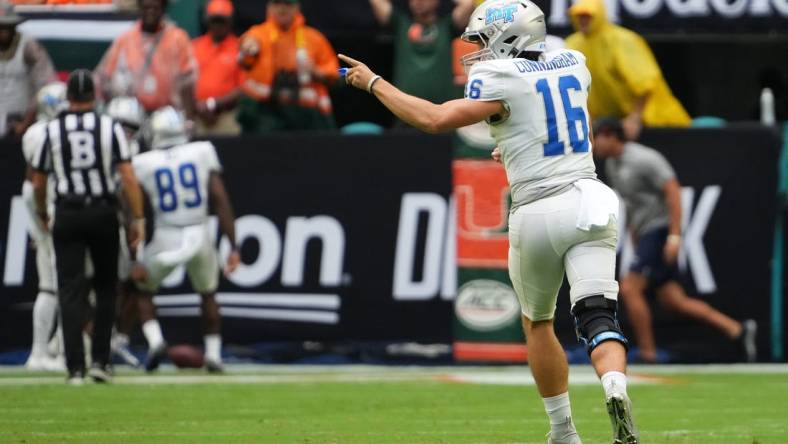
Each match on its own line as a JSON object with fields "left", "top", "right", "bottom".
{"left": 367, "top": 75, "right": 382, "bottom": 94}
{"left": 667, "top": 234, "right": 681, "bottom": 245}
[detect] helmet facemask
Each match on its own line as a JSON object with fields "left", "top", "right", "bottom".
{"left": 460, "top": 30, "right": 495, "bottom": 73}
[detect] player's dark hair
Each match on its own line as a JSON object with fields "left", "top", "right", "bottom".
{"left": 593, "top": 118, "right": 626, "bottom": 141}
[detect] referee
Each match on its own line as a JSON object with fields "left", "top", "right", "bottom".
{"left": 31, "top": 69, "right": 145, "bottom": 384}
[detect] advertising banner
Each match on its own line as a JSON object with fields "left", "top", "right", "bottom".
{"left": 455, "top": 126, "right": 781, "bottom": 363}
{"left": 0, "top": 128, "right": 781, "bottom": 363}
{"left": 542, "top": 0, "right": 788, "bottom": 34}
{"left": 234, "top": 0, "right": 788, "bottom": 35}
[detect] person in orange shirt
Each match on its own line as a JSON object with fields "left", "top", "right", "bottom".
{"left": 237, "top": 0, "right": 340, "bottom": 133}
{"left": 95, "top": 0, "right": 197, "bottom": 116}
{"left": 192, "top": 0, "right": 241, "bottom": 136}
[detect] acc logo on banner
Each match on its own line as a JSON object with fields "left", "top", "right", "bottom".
{"left": 455, "top": 279, "right": 520, "bottom": 331}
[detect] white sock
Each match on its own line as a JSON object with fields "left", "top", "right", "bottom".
{"left": 48, "top": 325, "right": 63, "bottom": 357}
{"left": 601, "top": 371, "right": 628, "bottom": 398}
{"left": 31, "top": 292, "right": 58, "bottom": 357}
{"left": 543, "top": 392, "right": 575, "bottom": 434}
{"left": 142, "top": 320, "right": 165, "bottom": 349}
{"left": 83, "top": 331, "right": 92, "bottom": 367}
{"left": 204, "top": 334, "right": 222, "bottom": 362}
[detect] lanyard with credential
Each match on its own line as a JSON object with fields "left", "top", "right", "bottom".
{"left": 141, "top": 30, "right": 165, "bottom": 94}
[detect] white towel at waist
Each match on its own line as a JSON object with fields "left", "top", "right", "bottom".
{"left": 574, "top": 179, "right": 619, "bottom": 231}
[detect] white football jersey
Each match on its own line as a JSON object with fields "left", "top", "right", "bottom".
{"left": 22, "top": 120, "right": 56, "bottom": 212}
{"left": 132, "top": 141, "right": 222, "bottom": 228}
{"left": 22, "top": 120, "right": 48, "bottom": 165}
{"left": 466, "top": 49, "right": 597, "bottom": 208}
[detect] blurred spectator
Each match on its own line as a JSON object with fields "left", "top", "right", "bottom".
{"left": 369, "top": 0, "right": 474, "bottom": 105}
{"left": 0, "top": 2, "right": 56, "bottom": 138}
{"left": 237, "top": 0, "right": 339, "bottom": 133}
{"left": 593, "top": 118, "right": 757, "bottom": 363}
{"left": 192, "top": 0, "right": 241, "bottom": 136}
{"left": 566, "top": 0, "right": 690, "bottom": 139}
{"left": 95, "top": 0, "right": 196, "bottom": 116}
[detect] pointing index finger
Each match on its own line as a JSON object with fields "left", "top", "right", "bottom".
{"left": 338, "top": 54, "right": 362, "bottom": 67}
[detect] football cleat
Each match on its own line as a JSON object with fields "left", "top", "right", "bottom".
{"left": 25, "top": 354, "right": 52, "bottom": 371}
{"left": 111, "top": 337, "right": 141, "bottom": 368}
{"left": 205, "top": 359, "right": 225, "bottom": 374}
{"left": 88, "top": 363, "right": 113, "bottom": 384}
{"left": 547, "top": 429, "right": 583, "bottom": 444}
{"left": 66, "top": 371, "right": 85, "bottom": 386}
{"left": 606, "top": 393, "right": 639, "bottom": 444}
{"left": 145, "top": 343, "right": 168, "bottom": 373}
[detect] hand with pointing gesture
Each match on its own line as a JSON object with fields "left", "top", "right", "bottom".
{"left": 339, "top": 54, "right": 382, "bottom": 94}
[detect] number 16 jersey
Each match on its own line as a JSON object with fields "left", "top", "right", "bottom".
{"left": 132, "top": 141, "right": 222, "bottom": 228}
{"left": 465, "top": 49, "right": 597, "bottom": 210}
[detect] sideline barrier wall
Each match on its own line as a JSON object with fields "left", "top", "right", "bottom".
{"left": 0, "top": 128, "right": 781, "bottom": 362}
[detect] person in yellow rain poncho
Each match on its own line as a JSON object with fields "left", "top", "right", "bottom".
{"left": 566, "top": 0, "right": 690, "bottom": 139}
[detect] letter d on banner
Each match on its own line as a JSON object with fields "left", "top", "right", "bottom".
{"left": 3, "top": 196, "right": 32, "bottom": 286}
{"left": 394, "top": 193, "right": 447, "bottom": 300}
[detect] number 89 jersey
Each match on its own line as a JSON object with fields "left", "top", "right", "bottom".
{"left": 132, "top": 141, "right": 221, "bottom": 228}
{"left": 465, "top": 49, "right": 597, "bottom": 209}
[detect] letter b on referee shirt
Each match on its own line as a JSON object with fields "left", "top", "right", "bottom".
{"left": 68, "top": 131, "right": 96, "bottom": 169}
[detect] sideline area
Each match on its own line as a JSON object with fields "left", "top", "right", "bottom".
{"left": 1, "top": 363, "right": 786, "bottom": 386}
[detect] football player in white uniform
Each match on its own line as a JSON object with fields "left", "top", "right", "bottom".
{"left": 106, "top": 96, "right": 146, "bottom": 156}
{"left": 341, "top": 1, "right": 637, "bottom": 442}
{"left": 21, "top": 82, "right": 68, "bottom": 371}
{"left": 131, "top": 107, "right": 240, "bottom": 373}
{"left": 105, "top": 96, "right": 147, "bottom": 368}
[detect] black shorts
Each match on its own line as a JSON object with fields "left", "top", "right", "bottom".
{"left": 629, "top": 227, "right": 679, "bottom": 289}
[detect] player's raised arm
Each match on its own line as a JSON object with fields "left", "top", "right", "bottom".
{"left": 340, "top": 54, "right": 503, "bottom": 134}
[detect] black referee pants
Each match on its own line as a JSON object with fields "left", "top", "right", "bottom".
{"left": 53, "top": 204, "right": 119, "bottom": 374}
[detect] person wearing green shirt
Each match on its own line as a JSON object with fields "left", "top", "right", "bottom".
{"left": 369, "top": 0, "right": 474, "bottom": 106}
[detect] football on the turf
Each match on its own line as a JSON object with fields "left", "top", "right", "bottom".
{"left": 167, "top": 344, "right": 204, "bottom": 369}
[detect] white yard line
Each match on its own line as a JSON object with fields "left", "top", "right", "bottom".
{"left": 1, "top": 363, "right": 785, "bottom": 386}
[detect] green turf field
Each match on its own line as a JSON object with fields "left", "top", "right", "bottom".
{"left": 0, "top": 365, "right": 786, "bottom": 443}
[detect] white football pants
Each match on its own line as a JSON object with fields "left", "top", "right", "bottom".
{"left": 508, "top": 180, "right": 620, "bottom": 322}
{"left": 137, "top": 223, "right": 219, "bottom": 294}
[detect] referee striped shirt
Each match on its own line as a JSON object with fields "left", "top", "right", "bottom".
{"left": 32, "top": 111, "right": 131, "bottom": 200}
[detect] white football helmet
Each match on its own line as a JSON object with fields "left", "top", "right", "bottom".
{"left": 461, "top": 0, "right": 547, "bottom": 71}
{"left": 36, "top": 82, "right": 68, "bottom": 120}
{"left": 106, "top": 96, "right": 145, "bottom": 131}
{"left": 148, "top": 106, "right": 189, "bottom": 150}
